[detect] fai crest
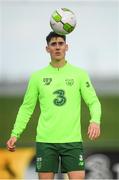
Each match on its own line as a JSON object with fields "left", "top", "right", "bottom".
{"left": 65, "top": 79, "right": 74, "bottom": 86}
{"left": 43, "top": 78, "right": 52, "bottom": 85}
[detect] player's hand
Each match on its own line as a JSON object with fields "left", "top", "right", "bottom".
{"left": 6, "top": 137, "right": 17, "bottom": 152}
{"left": 87, "top": 122, "right": 100, "bottom": 140}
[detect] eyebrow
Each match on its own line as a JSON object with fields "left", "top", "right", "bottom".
{"left": 49, "top": 41, "right": 65, "bottom": 46}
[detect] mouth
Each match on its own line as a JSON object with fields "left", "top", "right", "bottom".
{"left": 55, "top": 52, "right": 61, "bottom": 56}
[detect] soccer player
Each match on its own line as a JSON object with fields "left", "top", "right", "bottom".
{"left": 6, "top": 31, "right": 101, "bottom": 180}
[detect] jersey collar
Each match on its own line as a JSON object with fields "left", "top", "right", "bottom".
{"left": 48, "top": 60, "right": 69, "bottom": 71}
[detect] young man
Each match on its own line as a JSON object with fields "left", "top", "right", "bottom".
{"left": 6, "top": 31, "right": 101, "bottom": 180}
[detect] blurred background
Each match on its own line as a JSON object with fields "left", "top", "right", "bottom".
{"left": 0, "top": 0, "right": 119, "bottom": 179}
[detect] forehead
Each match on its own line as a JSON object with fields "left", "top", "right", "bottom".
{"left": 50, "top": 37, "right": 65, "bottom": 43}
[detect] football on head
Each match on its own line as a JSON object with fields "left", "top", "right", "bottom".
{"left": 50, "top": 8, "right": 76, "bottom": 35}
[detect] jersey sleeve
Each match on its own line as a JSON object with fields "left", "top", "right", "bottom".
{"left": 80, "top": 71, "right": 101, "bottom": 124}
{"left": 11, "top": 73, "right": 39, "bottom": 139}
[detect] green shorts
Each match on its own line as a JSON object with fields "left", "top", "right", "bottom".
{"left": 36, "top": 142, "right": 85, "bottom": 173}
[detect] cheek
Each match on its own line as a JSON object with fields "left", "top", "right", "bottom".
{"left": 62, "top": 45, "right": 68, "bottom": 52}
{"left": 62, "top": 48, "right": 67, "bottom": 53}
{"left": 48, "top": 48, "right": 54, "bottom": 54}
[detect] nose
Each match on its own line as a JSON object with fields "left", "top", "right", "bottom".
{"left": 55, "top": 43, "right": 60, "bottom": 49}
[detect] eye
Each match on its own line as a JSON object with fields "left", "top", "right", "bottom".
{"left": 58, "top": 42, "right": 65, "bottom": 46}
{"left": 50, "top": 42, "right": 57, "bottom": 46}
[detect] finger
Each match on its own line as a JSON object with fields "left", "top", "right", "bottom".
{"left": 94, "top": 129, "right": 100, "bottom": 139}
{"left": 7, "top": 141, "right": 13, "bottom": 149}
{"left": 91, "top": 131, "right": 97, "bottom": 140}
{"left": 88, "top": 128, "right": 94, "bottom": 139}
{"left": 10, "top": 139, "right": 15, "bottom": 146}
{"left": 88, "top": 125, "right": 95, "bottom": 137}
{"left": 89, "top": 128, "right": 98, "bottom": 140}
{"left": 89, "top": 130, "right": 95, "bottom": 140}
{"left": 87, "top": 125, "right": 92, "bottom": 135}
{"left": 7, "top": 139, "right": 15, "bottom": 149}
{"left": 8, "top": 144, "right": 16, "bottom": 149}
{"left": 90, "top": 128, "right": 100, "bottom": 140}
{"left": 7, "top": 143, "right": 16, "bottom": 151}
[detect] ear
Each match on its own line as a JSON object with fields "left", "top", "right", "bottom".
{"left": 65, "top": 44, "right": 68, "bottom": 51}
{"left": 46, "top": 46, "right": 50, "bottom": 53}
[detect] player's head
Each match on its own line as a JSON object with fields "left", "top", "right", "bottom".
{"left": 46, "top": 31, "right": 68, "bottom": 61}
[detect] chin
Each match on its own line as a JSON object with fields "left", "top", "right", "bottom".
{"left": 56, "top": 58, "right": 62, "bottom": 61}
{"left": 52, "top": 55, "right": 64, "bottom": 61}
{"left": 54, "top": 57, "right": 62, "bottom": 61}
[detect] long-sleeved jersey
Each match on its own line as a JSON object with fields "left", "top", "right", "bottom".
{"left": 11, "top": 62, "right": 101, "bottom": 143}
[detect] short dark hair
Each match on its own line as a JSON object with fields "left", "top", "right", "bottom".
{"left": 46, "top": 31, "right": 66, "bottom": 44}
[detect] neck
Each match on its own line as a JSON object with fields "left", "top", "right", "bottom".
{"left": 50, "top": 59, "right": 66, "bottom": 68}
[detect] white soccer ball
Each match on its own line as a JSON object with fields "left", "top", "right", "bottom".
{"left": 50, "top": 8, "right": 76, "bottom": 35}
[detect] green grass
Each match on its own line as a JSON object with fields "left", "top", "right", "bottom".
{"left": 0, "top": 95, "right": 119, "bottom": 150}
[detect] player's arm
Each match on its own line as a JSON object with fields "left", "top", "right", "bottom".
{"left": 80, "top": 71, "right": 101, "bottom": 140}
{"left": 7, "top": 73, "right": 39, "bottom": 149}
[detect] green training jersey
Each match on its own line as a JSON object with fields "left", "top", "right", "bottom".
{"left": 11, "top": 62, "right": 101, "bottom": 143}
